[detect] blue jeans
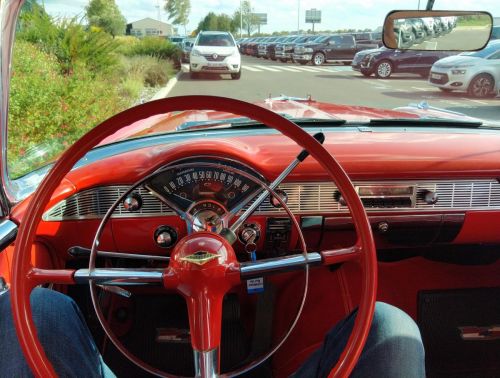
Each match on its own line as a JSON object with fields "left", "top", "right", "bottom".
{"left": 0, "top": 288, "right": 424, "bottom": 377}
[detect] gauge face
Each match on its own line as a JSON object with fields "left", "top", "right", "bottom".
{"left": 145, "top": 159, "right": 262, "bottom": 218}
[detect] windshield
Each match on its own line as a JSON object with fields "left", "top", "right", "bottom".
{"left": 196, "top": 33, "right": 235, "bottom": 46}
{"left": 460, "top": 42, "right": 500, "bottom": 57}
{"left": 6, "top": 0, "right": 500, "bottom": 193}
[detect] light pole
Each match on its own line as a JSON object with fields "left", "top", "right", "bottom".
{"left": 297, "top": 0, "right": 300, "bottom": 34}
{"left": 240, "top": 0, "right": 243, "bottom": 38}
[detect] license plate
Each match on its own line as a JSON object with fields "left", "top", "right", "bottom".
{"left": 431, "top": 73, "right": 442, "bottom": 79}
{"left": 208, "top": 62, "right": 225, "bottom": 67}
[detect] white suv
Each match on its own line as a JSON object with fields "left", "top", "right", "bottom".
{"left": 190, "top": 31, "right": 241, "bottom": 80}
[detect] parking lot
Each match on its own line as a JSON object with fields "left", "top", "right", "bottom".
{"left": 168, "top": 55, "right": 499, "bottom": 123}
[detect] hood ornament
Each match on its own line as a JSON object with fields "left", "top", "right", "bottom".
{"left": 180, "top": 251, "right": 221, "bottom": 266}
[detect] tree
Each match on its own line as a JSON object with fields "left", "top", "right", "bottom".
{"left": 164, "top": 0, "right": 191, "bottom": 35}
{"left": 196, "top": 12, "right": 236, "bottom": 33}
{"left": 85, "top": 0, "right": 126, "bottom": 37}
{"left": 232, "top": 0, "right": 259, "bottom": 37}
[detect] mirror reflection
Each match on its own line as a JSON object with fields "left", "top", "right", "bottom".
{"left": 386, "top": 13, "right": 492, "bottom": 51}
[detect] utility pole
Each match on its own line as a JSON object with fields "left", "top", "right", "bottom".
{"left": 297, "top": 0, "right": 300, "bottom": 34}
{"left": 155, "top": 0, "right": 162, "bottom": 36}
{"left": 240, "top": 0, "right": 243, "bottom": 38}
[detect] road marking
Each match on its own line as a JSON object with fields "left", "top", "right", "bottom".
{"left": 270, "top": 65, "right": 301, "bottom": 72}
{"left": 242, "top": 66, "right": 263, "bottom": 72}
{"left": 468, "top": 99, "right": 488, "bottom": 105}
{"left": 254, "top": 65, "right": 281, "bottom": 72}
{"left": 311, "top": 67, "right": 337, "bottom": 72}
{"left": 293, "top": 66, "right": 321, "bottom": 72}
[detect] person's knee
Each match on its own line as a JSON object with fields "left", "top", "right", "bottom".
{"left": 356, "top": 302, "right": 425, "bottom": 377}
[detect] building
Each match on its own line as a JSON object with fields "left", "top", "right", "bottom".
{"left": 126, "top": 17, "right": 174, "bottom": 37}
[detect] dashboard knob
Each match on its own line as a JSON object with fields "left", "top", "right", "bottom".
{"left": 123, "top": 193, "right": 142, "bottom": 212}
{"left": 239, "top": 224, "right": 261, "bottom": 244}
{"left": 424, "top": 191, "right": 438, "bottom": 205}
{"left": 154, "top": 226, "right": 177, "bottom": 248}
{"left": 270, "top": 189, "right": 288, "bottom": 208}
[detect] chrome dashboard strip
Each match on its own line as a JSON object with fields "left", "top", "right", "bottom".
{"left": 43, "top": 179, "right": 500, "bottom": 221}
{"left": 0, "top": 219, "right": 17, "bottom": 251}
{"left": 74, "top": 268, "right": 164, "bottom": 285}
{"left": 240, "top": 252, "right": 322, "bottom": 278}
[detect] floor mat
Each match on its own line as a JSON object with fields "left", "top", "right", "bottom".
{"left": 418, "top": 287, "right": 500, "bottom": 378}
{"left": 103, "top": 293, "right": 250, "bottom": 377}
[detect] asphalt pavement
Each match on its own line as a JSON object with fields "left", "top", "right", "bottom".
{"left": 167, "top": 55, "right": 499, "bottom": 124}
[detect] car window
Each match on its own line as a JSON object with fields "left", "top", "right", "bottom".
{"left": 488, "top": 51, "right": 500, "bottom": 60}
{"left": 197, "top": 34, "right": 234, "bottom": 47}
{"left": 461, "top": 43, "right": 499, "bottom": 58}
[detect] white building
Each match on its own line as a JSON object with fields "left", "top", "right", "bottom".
{"left": 126, "top": 18, "right": 174, "bottom": 37}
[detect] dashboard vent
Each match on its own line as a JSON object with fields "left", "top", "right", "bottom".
{"left": 43, "top": 186, "right": 175, "bottom": 221}
{"left": 43, "top": 179, "right": 500, "bottom": 221}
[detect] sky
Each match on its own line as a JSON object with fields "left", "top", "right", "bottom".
{"left": 43, "top": 0, "right": 498, "bottom": 35}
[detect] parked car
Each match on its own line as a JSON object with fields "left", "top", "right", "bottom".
{"left": 167, "top": 35, "right": 185, "bottom": 46}
{"left": 491, "top": 25, "right": 500, "bottom": 40}
{"left": 180, "top": 38, "right": 195, "bottom": 63}
{"left": 246, "top": 37, "right": 265, "bottom": 56}
{"left": 393, "top": 19, "right": 415, "bottom": 48}
{"left": 350, "top": 31, "right": 383, "bottom": 47}
{"left": 353, "top": 47, "right": 454, "bottom": 78}
{"left": 189, "top": 31, "right": 241, "bottom": 79}
{"left": 429, "top": 40, "right": 500, "bottom": 97}
{"left": 266, "top": 36, "right": 292, "bottom": 60}
{"left": 275, "top": 35, "right": 320, "bottom": 62}
{"left": 421, "top": 16, "right": 436, "bottom": 37}
{"left": 257, "top": 37, "right": 278, "bottom": 58}
{"left": 293, "top": 34, "right": 377, "bottom": 66}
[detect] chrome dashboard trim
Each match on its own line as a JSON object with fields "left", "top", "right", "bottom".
{"left": 43, "top": 179, "right": 500, "bottom": 221}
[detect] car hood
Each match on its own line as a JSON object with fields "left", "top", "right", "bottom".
{"left": 99, "top": 99, "right": 482, "bottom": 145}
{"left": 433, "top": 55, "right": 483, "bottom": 67}
{"left": 191, "top": 46, "right": 236, "bottom": 54}
{"left": 356, "top": 48, "right": 384, "bottom": 57}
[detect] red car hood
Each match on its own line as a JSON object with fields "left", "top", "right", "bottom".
{"left": 100, "top": 99, "right": 482, "bottom": 145}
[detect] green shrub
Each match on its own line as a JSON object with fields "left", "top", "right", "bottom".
{"left": 8, "top": 41, "right": 130, "bottom": 178}
{"left": 18, "top": 9, "right": 119, "bottom": 75}
{"left": 124, "top": 36, "right": 180, "bottom": 60}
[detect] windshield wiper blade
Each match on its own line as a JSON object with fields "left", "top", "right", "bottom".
{"left": 293, "top": 118, "right": 346, "bottom": 125}
{"left": 368, "top": 118, "right": 483, "bottom": 127}
{"left": 176, "top": 117, "right": 259, "bottom": 131}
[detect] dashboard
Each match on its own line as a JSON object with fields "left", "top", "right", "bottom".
{"left": 12, "top": 127, "right": 500, "bottom": 262}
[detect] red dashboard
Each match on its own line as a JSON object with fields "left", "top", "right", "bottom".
{"left": 8, "top": 128, "right": 500, "bottom": 265}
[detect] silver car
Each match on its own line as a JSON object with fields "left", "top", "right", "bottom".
{"left": 429, "top": 40, "right": 500, "bottom": 97}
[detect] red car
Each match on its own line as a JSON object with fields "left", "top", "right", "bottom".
{"left": 0, "top": 3, "right": 498, "bottom": 378}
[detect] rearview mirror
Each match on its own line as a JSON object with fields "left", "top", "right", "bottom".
{"left": 383, "top": 10, "right": 492, "bottom": 51}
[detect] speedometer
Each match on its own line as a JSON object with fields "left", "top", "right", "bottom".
{"left": 144, "top": 158, "right": 263, "bottom": 216}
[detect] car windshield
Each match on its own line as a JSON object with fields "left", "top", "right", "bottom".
{"left": 197, "top": 33, "right": 235, "bottom": 46}
{"left": 5, "top": 0, "right": 500, "bottom": 197}
{"left": 460, "top": 42, "right": 500, "bottom": 57}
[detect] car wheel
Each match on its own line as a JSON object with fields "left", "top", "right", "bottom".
{"left": 439, "top": 88, "right": 453, "bottom": 93}
{"left": 231, "top": 71, "right": 241, "bottom": 80}
{"left": 279, "top": 59, "right": 288, "bottom": 63}
{"left": 375, "top": 60, "right": 393, "bottom": 78}
{"left": 312, "top": 52, "right": 326, "bottom": 66}
{"left": 468, "top": 74, "right": 495, "bottom": 98}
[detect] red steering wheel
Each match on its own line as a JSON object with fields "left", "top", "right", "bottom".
{"left": 11, "top": 96, "right": 377, "bottom": 377}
